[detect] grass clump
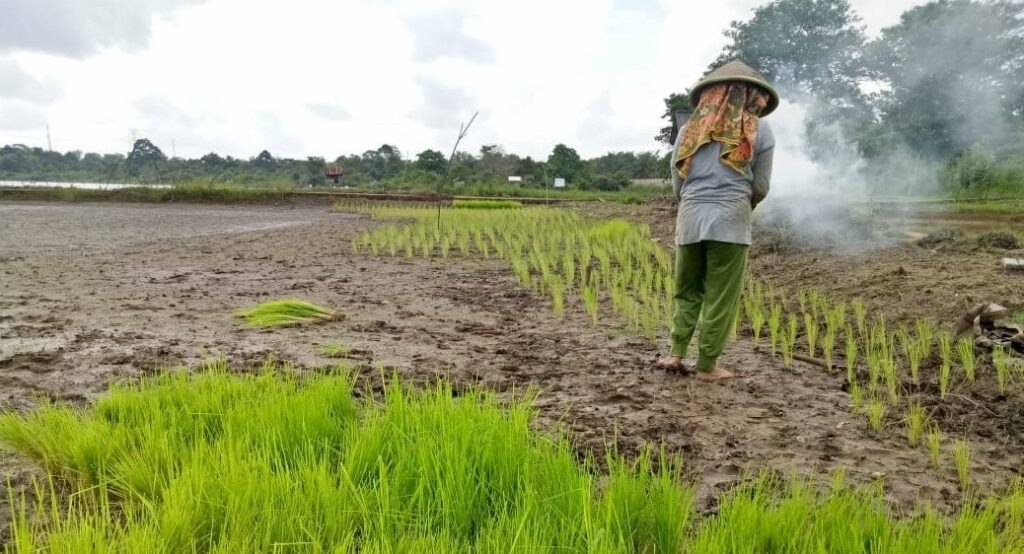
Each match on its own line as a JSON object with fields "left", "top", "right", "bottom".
{"left": 234, "top": 298, "right": 336, "bottom": 327}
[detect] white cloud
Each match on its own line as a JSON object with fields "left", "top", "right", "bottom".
{"left": 0, "top": 0, "right": 207, "bottom": 58}
{"left": 0, "top": 0, "right": 930, "bottom": 159}
{"left": 0, "top": 60, "right": 62, "bottom": 103}
{"left": 0, "top": 101, "right": 49, "bottom": 131}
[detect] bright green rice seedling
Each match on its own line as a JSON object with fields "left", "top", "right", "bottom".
{"left": 803, "top": 312, "right": 819, "bottom": 359}
{"left": 882, "top": 355, "right": 899, "bottom": 403}
{"left": 686, "top": 469, "right": 1024, "bottom": 552}
{"left": 768, "top": 303, "right": 783, "bottom": 356}
{"left": 234, "top": 299, "right": 336, "bottom": 327}
{"left": 953, "top": 439, "right": 971, "bottom": 491}
{"left": 852, "top": 298, "right": 867, "bottom": 340}
{"left": 5, "top": 361, "right": 1024, "bottom": 552}
{"left": 781, "top": 313, "right": 798, "bottom": 369}
{"left": 339, "top": 205, "right": 676, "bottom": 342}
{"left": 866, "top": 400, "right": 886, "bottom": 432}
{"left": 821, "top": 327, "right": 836, "bottom": 371}
{"left": 845, "top": 326, "right": 858, "bottom": 384}
{"left": 318, "top": 342, "right": 351, "bottom": 358}
{"left": 939, "top": 333, "right": 953, "bottom": 399}
{"left": 0, "top": 363, "right": 694, "bottom": 553}
{"left": 906, "top": 340, "right": 923, "bottom": 386}
{"left": 731, "top": 302, "right": 743, "bottom": 342}
{"left": 956, "top": 338, "right": 976, "bottom": 383}
{"left": 993, "top": 348, "right": 1010, "bottom": 395}
{"left": 915, "top": 318, "right": 933, "bottom": 359}
{"left": 745, "top": 283, "right": 765, "bottom": 348}
{"left": 850, "top": 379, "right": 864, "bottom": 414}
{"left": 906, "top": 402, "right": 927, "bottom": 447}
{"left": 927, "top": 426, "right": 943, "bottom": 467}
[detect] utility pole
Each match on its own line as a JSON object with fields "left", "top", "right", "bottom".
{"left": 172, "top": 139, "right": 176, "bottom": 159}
{"left": 46, "top": 125, "right": 52, "bottom": 151}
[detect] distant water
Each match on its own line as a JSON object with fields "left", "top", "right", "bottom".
{"left": 0, "top": 181, "right": 170, "bottom": 190}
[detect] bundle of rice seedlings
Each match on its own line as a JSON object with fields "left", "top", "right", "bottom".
{"left": 235, "top": 299, "right": 338, "bottom": 328}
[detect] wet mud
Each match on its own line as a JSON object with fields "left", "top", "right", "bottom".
{"left": 1, "top": 201, "right": 1022, "bottom": 538}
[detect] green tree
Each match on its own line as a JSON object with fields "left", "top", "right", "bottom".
{"left": 414, "top": 149, "right": 447, "bottom": 174}
{"left": 253, "top": 150, "right": 276, "bottom": 171}
{"left": 478, "top": 144, "right": 516, "bottom": 180}
{"left": 546, "top": 144, "right": 584, "bottom": 184}
{"left": 866, "top": 0, "right": 1024, "bottom": 159}
{"left": 716, "top": 0, "right": 868, "bottom": 101}
{"left": 126, "top": 138, "right": 167, "bottom": 182}
{"left": 512, "top": 156, "right": 545, "bottom": 184}
{"left": 305, "top": 156, "right": 326, "bottom": 186}
{"left": 656, "top": 92, "right": 693, "bottom": 145}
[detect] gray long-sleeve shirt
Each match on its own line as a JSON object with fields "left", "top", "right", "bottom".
{"left": 671, "top": 121, "right": 775, "bottom": 246}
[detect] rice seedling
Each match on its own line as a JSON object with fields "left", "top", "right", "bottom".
{"left": 318, "top": 342, "right": 351, "bottom": 358}
{"left": 5, "top": 359, "right": 1024, "bottom": 551}
{"left": 234, "top": 299, "right": 337, "bottom": 327}
{"left": 781, "top": 313, "right": 798, "bottom": 369}
{"left": 906, "top": 340, "right": 923, "bottom": 386}
{"left": 994, "top": 347, "right": 1010, "bottom": 395}
{"left": 0, "top": 362, "right": 695, "bottom": 553}
{"left": 821, "top": 327, "right": 836, "bottom": 371}
{"left": 927, "top": 426, "right": 943, "bottom": 467}
{"left": 768, "top": 303, "right": 783, "bottom": 356}
{"left": 905, "top": 402, "right": 927, "bottom": 447}
{"left": 866, "top": 399, "right": 886, "bottom": 432}
{"left": 803, "top": 312, "right": 819, "bottom": 359}
{"left": 953, "top": 439, "right": 971, "bottom": 491}
{"left": 915, "top": 318, "right": 933, "bottom": 359}
{"left": 845, "top": 326, "right": 858, "bottom": 384}
{"left": 337, "top": 205, "right": 675, "bottom": 341}
{"left": 850, "top": 379, "right": 864, "bottom": 414}
{"left": 580, "top": 282, "right": 600, "bottom": 324}
{"left": 730, "top": 301, "right": 743, "bottom": 342}
{"left": 882, "top": 354, "right": 900, "bottom": 404}
{"left": 687, "top": 469, "right": 1024, "bottom": 552}
{"left": 956, "top": 337, "right": 976, "bottom": 383}
{"left": 852, "top": 298, "right": 867, "bottom": 340}
{"left": 745, "top": 282, "right": 765, "bottom": 349}
{"left": 939, "top": 332, "right": 953, "bottom": 399}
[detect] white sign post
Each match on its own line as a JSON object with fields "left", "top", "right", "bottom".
{"left": 553, "top": 177, "right": 566, "bottom": 189}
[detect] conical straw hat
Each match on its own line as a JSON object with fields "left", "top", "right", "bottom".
{"left": 689, "top": 60, "right": 780, "bottom": 116}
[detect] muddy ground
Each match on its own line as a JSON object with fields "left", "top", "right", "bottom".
{"left": 1, "top": 200, "right": 1023, "bottom": 536}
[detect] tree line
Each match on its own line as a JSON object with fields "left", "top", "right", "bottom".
{"left": 0, "top": 139, "right": 666, "bottom": 192}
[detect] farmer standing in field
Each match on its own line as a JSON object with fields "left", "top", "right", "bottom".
{"left": 656, "top": 60, "right": 778, "bottom": 381}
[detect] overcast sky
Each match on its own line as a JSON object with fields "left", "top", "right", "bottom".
{"left": 0, "top": 0, "right": 928, "bottom": 161}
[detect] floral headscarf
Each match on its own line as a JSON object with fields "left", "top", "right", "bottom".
{"left": 674, "top": 82, "right": 771, "bottom": 178}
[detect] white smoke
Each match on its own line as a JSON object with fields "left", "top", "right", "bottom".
{"left": 755, "top": 97, "right": 890, "bottom": 252}
{"left": 767, "top": 97, "right": 869, "bottom": 201}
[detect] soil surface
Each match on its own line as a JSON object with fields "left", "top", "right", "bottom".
{"left": 2, "top": 201, "right": 1023, "bottom": 538}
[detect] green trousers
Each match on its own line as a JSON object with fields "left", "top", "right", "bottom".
{"left": 670, "top": 241, "right": 749, "bottom": 372}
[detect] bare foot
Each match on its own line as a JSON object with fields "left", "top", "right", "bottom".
{"left": 655, "top": 355, "right": 688, "bottom": 374}
{"left": 696, "top": 367, "right": 737, "bottom": 381}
